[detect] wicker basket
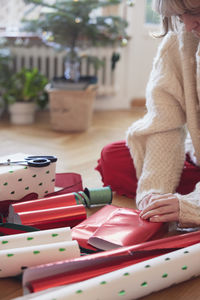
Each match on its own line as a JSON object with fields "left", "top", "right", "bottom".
{"left": 48, "top": 86, "right": 96, "bottom": 132}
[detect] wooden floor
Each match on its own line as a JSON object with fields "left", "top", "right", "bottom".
{"left": 0, "top": 109, "right": 200, "bottom": 300}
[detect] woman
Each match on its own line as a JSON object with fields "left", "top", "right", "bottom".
{"left": 96, "top": 0, "right": 200, "bottom": 227}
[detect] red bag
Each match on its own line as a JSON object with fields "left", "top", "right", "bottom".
{"left": 72, "top": 205, "right": 166, "bottom": 252}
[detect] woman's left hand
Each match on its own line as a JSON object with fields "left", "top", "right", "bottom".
{"left": 139, "top": 193, "right": 180, "bottom": 222}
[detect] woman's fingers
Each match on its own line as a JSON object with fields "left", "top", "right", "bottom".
{"left": 149, "top": 212, "right": 179, "bottom": 223}
{"left": 138, "top": 194, "right": 152, "bottom": 210}
{"left": 140, "top": 202, "right": 176, "bottom": 219}
{"left": 140, "top": 196, "right": 176, "bottom": 215}
{"left": 139, "top": 194, "right": 180, "bottom": 223}
{"left": 138, "top": 193, "right": 163, "bottom": 209}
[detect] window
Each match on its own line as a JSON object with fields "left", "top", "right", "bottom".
{"left": 145, "top": 0, "right": 160, "bottom": 25}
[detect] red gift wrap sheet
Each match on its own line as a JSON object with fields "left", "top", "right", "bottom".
{"left": 72, "top": 205, "right": 166, "bottom": 251}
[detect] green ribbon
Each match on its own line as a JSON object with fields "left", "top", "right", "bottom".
{"left": 0, "top": 222, "right": 40, "bottom": 233}
{"left": 0, "top": 214, "right": 39, "bottom": 235}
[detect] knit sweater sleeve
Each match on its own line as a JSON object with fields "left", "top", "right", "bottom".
{"left": 126, "top": 33, "right": 186, "bottom": 207}
{"left": 175, "top": 183, "right": 200, "bottom": 227}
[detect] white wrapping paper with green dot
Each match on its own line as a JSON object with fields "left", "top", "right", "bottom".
{"left": 0, "top": 153, "right": 57, "bottom": 202}
{"left": 14, "top": 243, "right": 200, "bottom": 300}
{"left": 0, "top": 227, "right": 72, "bottom": 250}
{"left": 0, "top": 227, "right": 80, "bottom": 278}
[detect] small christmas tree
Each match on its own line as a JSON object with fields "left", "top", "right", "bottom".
{"left": 22, "top": 0, "right": 134, "bottom": 81}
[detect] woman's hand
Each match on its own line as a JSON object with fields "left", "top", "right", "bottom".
{"left": 139, "top": 193, "right": 180, "bottom": 222}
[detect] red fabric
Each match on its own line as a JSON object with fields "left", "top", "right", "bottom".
{"left": 95, "top": 140, "right": 200, "bottom": 198}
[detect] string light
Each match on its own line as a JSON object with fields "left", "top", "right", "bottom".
{"left": 121, "top": 38, "right": 128, "bottom": 46}
{"left": 75, "top": 17, "right": 82, "bottom": 23}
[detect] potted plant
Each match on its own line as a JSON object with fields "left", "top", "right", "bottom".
{"left": 22, "top": 0, "right": 131, "bottom": 81}
{"left": 21, "top": 0, "right": 133, "bottom": 131}
{"left": 3, "top": 68, "right": 48, "bottom": 125}
{"left": 0, "top": 48, "right": 13, "bottom": 117}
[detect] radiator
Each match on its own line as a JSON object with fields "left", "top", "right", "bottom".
{"left": 10, "top": 46, "right": 117, "bottom": 96}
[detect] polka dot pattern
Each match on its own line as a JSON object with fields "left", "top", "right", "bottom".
{"left": 0, "top": 155, "right": 56, "bottom": 201}
{"left": 49, "top": 246, "right": 200, "bottom": 300}
{"left": 0, "top": 228, "right": 78, "bottom": 278}
{"left": 118, "top": 290, "right": 126, "bottom": 296}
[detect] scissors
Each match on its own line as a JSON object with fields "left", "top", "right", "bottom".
{"left": 0, "top": 155, "right": 57, "bottom": 168}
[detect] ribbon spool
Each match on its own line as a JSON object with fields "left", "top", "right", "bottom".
{"left": 75, "top": 186, "right": 112, "bottom": 208}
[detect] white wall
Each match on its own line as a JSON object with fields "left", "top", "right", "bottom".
{"left": 0, "top": 0, "right": 41, "bottom": 30}
{"left": 95, "top": 0, "right": 161, "bottom": 110}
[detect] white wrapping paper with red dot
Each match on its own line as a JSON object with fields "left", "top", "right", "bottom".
{"left": 0, "top": 153, "right": 56, "bottom": 201}
{"left": 14, "top": 243, "right": 200, "bottom": 300}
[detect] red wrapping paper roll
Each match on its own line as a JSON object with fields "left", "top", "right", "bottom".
{"left": 9, "top": 193, "right": 79, "bottom": 215}
{"left": 25, "top": 230, "right": 200, "bottom": 293}
{"left": 28, "top": 251, "right": 163, "bottom": 293}
{"left": 15, "top": 205, "right": 87, "bottom": 230}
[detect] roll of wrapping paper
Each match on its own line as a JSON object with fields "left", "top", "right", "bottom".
{"left": 0, "top": 227, "right": 72, "bottom": 250}
{"left": 14, "top": 205, "right": 87, "bottom": 230}
{"left": 8, "top": 193, "right": 81, "bottom": 222}
{"left": 8, "top": 186, "right": 112, "bottom": 222}
{"left": 14, "top": 242, "right": 200, "bottom": 300}
{"left": 22, "top": 230, "right": 200, "bottom": 293}
{"left": 0, "top": 240, "right": 80, "bottom": 278}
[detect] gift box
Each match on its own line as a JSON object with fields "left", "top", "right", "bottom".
{"left": 0, "top": 153, "right": 57, "bottom": 203}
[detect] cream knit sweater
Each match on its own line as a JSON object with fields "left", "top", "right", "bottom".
{"left": 126, "top": 28, "right": 200, "bottom": 227}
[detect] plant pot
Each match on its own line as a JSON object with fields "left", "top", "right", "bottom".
{"left": 48, "top": 86, "right": 96, "bottom": 132}
{"left": 8, "top": 102, "right": 36, "bottom": 125}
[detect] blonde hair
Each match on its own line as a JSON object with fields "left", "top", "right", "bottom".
{"left": 153, "top": 0, "right": 200, "bottom": 36}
